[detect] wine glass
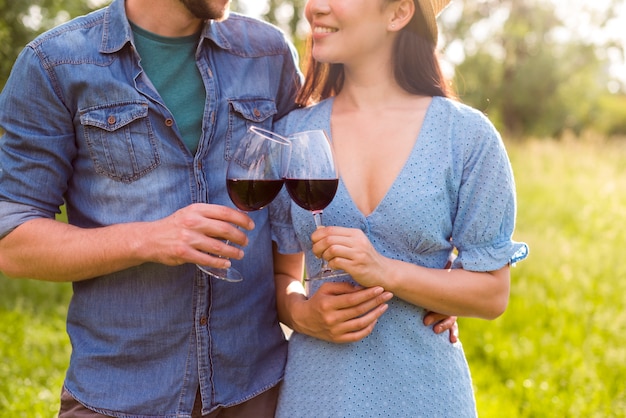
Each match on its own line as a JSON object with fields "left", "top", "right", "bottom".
{"left": 284, "top": 129, "right": 342, "bottom": 281}
{"left": 197, "top": 126, "right": 290, "bottom": 282}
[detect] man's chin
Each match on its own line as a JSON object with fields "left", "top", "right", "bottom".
{"left": 180, "top": 0, "right": 231, "bottom": 21}
{"left": 212, "top": 9, "right": 230, "bottom": 22}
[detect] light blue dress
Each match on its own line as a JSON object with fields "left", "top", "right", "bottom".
{"left": 271, "top": 96, "right": 528, "bottom": 418}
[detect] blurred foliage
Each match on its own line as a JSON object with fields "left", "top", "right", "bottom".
{"left": 0, "top": 0, "right": 100, "bottom": 90}
{"left": 596, "top": 93, "right": 626, "bottom": 137}
{"left": 0, "top": 277, "right": 72, "bottom": 417}
{"left": 443, "top": 0, "right": 625, "bottom": 138}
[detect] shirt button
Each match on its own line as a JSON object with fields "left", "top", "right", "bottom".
{"left": 165, "top": 118, "right": 174, "bottom": 127}
{"left": 107, "top": 115, "right": 116, "bottom": 125}
{"left": 253, "top": 108, "right": 261, "bottom": 118}
{"left": 199, "top": 317, "right": 207, "bottom": 326}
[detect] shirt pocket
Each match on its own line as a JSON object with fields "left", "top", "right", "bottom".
{"left": 225, "top": 98, "right": 277, "bottom": 160}
{"left": 80, "top": 101, "right": 160, "bottom": 183}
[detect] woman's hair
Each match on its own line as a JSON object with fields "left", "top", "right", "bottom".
{"left": 295, "top": 38, "right": 344, "bottom": 106}
{"left": 295, "top": 3, "right": 455, "bottom": 106}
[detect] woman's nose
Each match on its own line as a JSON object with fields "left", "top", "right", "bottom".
{"left": 306, "top": 0, "right": 331, "bottom": 16}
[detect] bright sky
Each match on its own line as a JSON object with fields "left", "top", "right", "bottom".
{"left": 551, "top": 0, "right": 626, "bottom": 87}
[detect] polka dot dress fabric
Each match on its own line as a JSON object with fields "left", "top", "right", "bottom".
{"left": 271, "top": 97, "right": 528, "bottom": 418}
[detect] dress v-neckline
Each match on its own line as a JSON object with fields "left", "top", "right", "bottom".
{"left": 326, "top": 96, "right": 437, "bottom": 219}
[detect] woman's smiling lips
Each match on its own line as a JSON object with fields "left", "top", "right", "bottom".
{"left": 311, "top": 24, "right": 338, "bottom": 39}
{"left": 313, "top": 26, "right": 338, "bottom": 33}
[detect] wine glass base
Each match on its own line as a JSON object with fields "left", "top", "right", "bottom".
{"left": 196, "top": 264, "right": 243, "bottom": 282}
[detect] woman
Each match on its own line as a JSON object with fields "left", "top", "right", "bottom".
{"left": 271, "top": 0, "right": 528, "bottom": 416}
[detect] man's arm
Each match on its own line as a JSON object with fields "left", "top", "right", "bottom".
{"left": 0, "top": 204, "right": 253, "bottom": 282}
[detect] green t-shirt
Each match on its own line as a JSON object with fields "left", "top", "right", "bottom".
{"left": 131, "top": 23, "right": 205, "bottom": 153}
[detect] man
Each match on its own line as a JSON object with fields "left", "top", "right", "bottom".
{"left": 0, "top": 0, "right": 303, "bottom": 416}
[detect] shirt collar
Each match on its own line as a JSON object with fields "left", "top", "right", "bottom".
{"left": 99, "top": 0, "right": 232, "bottom": 54}
{"left": 201, "top": 18, "right": 232, "bottom": 51}
{"left": 99, "top": 0, "right": 133, "bottom": 54}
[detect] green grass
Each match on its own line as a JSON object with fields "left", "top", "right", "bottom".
{"left": 0, "top": 279, "right": 71, "bottom": 417}
{"left": 1, "top": 138, "right": 625, "bottom": 416}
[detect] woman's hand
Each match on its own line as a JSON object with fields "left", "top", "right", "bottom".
{"left": 311, "top": 226, "right": 390, "bottom": 288}
{"left": 311, "top": 226, "right": 461, "bottom": 344}
{"left": 291, "top": 281, "right": 393, "bottom": 343}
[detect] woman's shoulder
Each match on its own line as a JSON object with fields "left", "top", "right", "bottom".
{"left": 274, "top": 99, "right": 333, "bottom": 135}
{"left": 432, "top": 97, "right": 493, "bottom": 126}
{"left": 431, "top": 96, "right": 501, "bottom": 141}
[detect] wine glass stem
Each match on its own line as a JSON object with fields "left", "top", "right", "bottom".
{"left": 313, "top": 210, "right": 324, "bottom": 229}
{"left": 312, "top": 211, "right": 331, "bottom": 273}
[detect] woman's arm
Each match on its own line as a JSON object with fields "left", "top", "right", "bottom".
{"left": 385, "top": 261, "right": 510, "bottom": 319}
{"left": 273, "top": 244, "right": 460, "bottom": 342}
{"left": 311, "top": 226, "right": 510, "bottom": 320}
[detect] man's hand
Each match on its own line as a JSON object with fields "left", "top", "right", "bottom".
{"left": 423, "top": 311, "right": 459, "bottom": 344}
{"left": 144, "top": 203, "right": 254, "bottom": 269}
{"left": 292, "top": 282, "right": 393, "bottom": 343}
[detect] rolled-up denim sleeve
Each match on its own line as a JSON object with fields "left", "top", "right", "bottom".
{"left": 0, "top": 46, "right": 74, "bottom": 236}
{"left": 0, "top": 202, "right": 56, "bottom": 239}
{"left": 451, "top": 118, "right": 528, "bottom": 271}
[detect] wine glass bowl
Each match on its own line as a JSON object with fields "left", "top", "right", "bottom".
{"left": 283, "top": 178, "right": 339, "bottom": 213}
{"left": 227, "top": 178, "right": 285, "bottom": 212}
{"left": 197, "top": 126, "right": 290, "bottom": 282}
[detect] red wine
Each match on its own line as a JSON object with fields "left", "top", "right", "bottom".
{"left": 227, "top": 179, "right": 284, "bottom": 211}
{"left": 285, "top": 178, "right": 338, "bottom": 212}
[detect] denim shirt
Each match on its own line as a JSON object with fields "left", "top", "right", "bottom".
{"left": 0, "top": 0, "right": 302, "bottom": 415}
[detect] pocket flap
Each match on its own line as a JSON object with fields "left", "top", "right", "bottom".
{"left": 80, "top": 102, "right": 149, "bottom": 132}
{"left": 229, "top": 99, "right": 277, "bottom": 123}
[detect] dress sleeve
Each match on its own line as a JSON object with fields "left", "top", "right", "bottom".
{"left": 269, "top": 181, "right": 302, "bottom": 255}
{"left": 450, "top": 112, "right": 528, "bottom": 271}
{"left": 268, "top": 114, "right": 303, "bottom": 254}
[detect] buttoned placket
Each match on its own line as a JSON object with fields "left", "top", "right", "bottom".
{"left": 194, "top": 271, "right": 212, "bottom": 411}
{"left": 192, "top": 44, "right": 217, "bottom": 410}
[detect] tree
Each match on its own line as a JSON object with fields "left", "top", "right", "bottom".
{"left": 0, "top": 0, "right": 104, "bottom": 90}
{"left": 442, "top": 0, "right": 623, "bottom": 138}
